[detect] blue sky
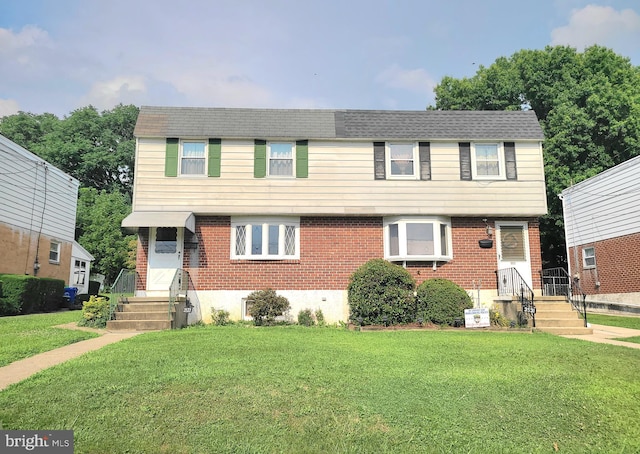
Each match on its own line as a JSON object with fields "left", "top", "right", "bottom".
{"left": 1, "top": 0, "right": 639, "bottom": 117}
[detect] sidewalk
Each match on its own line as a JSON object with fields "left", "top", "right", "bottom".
{"left": 561, "top": 324, "right": 640, "bottom": 349}
{"left": 0, "top": 326, "right": 140, "bottom": 391}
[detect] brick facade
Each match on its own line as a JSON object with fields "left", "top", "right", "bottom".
{"left": 568, "top": 231, "right": 640, "bottom": 295}
{"left": 136, "top": 216, "right": 542, "bottom": 292}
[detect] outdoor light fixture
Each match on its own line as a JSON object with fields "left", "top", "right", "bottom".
{"left": 479, "top": 218, "right": 494, "bottom": 248}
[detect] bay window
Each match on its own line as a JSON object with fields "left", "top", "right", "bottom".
{"left": 384, "top": 216, "right": 452, "bottom": 261}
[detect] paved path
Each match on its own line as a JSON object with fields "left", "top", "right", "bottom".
{"left": 561, "top": 324, "right": 640, "bottom": 349}
{"left": 0, "top": 326, "right": 140, "bottom": 391}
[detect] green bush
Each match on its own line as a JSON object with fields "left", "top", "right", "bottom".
{"left": 490, "top": 308, "right": 510, "bottom": 327}
{"left": 347, "top": 259, "right": 416, "bottom": 326}
{"left": 247, "top": 289, "right": 290, "bottom": 326}
{"left": 416, "top": 278, "right": 473, "bottom": 326}
{"left": 211, "top": 309, "right": 231, "bottom": 326}
{"left": 0, "top": 274, "right": 65, "bottom": 315}
{"left": 78, "top": 295, "right": 110, "bottom": 328}
{"left": 298, "top": 308, "right": 315, "bottom": 326}
{"left": 314, "top": 309, "right": 325, "bottom": 327}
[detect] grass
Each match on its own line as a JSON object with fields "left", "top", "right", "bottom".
{"left": 587, "top": 313, "right": 640, "bottom": 330}
{"left": 0, "top": 325, "right": 639, "bottom": 453}
{"left": 0, "top": 311, "right": 98, "bottom": 367}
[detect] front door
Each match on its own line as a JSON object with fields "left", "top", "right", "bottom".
{"left": 496, "top": 222, "right": 532, "bottom": 289}
{"left": 147, "top": 227, "right": 183, "bottom": 292}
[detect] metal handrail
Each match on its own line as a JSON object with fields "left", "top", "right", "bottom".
{"left": 110, "top": 269, "right": 139, "bottom": 321}
{"left": 541, "top": 267, "right": 588, "bottom": 327}
{"left": 496, "top": 267, "right": 536, "bottom": 327}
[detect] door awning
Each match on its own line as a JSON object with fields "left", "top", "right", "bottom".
{"left": 122, "top": 211, "right": 196, "bottom": 234}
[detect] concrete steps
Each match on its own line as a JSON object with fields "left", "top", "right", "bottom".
{"left": 107, "top": 296, "right": 184, "bottom": 332}
{"left": 533, "top": 296, "right": 593, "bottom": 335}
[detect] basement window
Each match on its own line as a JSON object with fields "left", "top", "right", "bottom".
{"left": 582, "top": 247, "right": 596, "bottom": 269}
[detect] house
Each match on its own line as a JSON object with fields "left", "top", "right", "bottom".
{"left": 0, "top": 133, "right": 81, "bottom": 284}
{"left": 123, "top": 107, "right": 547, "bottom": 323}
{"left": 560, "top": 155, "right": 640, "bottom": 306}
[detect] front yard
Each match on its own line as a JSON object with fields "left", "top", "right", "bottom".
{"left": 0, "top": 323, "right": 639, "bottom": 453}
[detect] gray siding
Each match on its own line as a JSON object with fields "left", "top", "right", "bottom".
{"left": 562, "top": 155, "right": 640, "bottom": 247}
{"left": 0, "top": 135, "right": 79, "bottom": 241}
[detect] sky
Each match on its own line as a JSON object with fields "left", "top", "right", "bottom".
{"left": 1, "top": 0, "right": 640, "bottom": 118}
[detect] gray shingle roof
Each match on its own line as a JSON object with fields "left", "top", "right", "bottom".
{"left": 134, "top": 106, "right": 544, "bottom": 141}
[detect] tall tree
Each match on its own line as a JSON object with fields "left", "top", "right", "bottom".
{"left": 432, "top": 45, "right": 640, "bottom": 267}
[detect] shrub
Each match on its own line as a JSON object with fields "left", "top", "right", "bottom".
{"left": 416, "top": 278, "right": 473, "bottom": 326}
{"left": 314, "top": 309, "right": 325, "bottom": 327}
{"left": 211, "top": 309, "right": 231, "bottom": 326}
{"left": 78, "top": 295, "right": 110, "bottom": 328}
{"left": 247, "top": 289, "right": 290, "bottom": 326}
{"left": 298, "top": 309, "right": 315, "bottom": 326}
{"left": 0, "top": 274, "right": 65, "bottom": 315}
{"left": 490, "top": 308, "right": 510, "bottom": 327}
{"left": 348, "top": 259, "right": 415, "bottom": 326}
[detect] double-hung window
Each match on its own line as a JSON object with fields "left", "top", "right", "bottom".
{"left": 181, "top": 141, "right": 206, "bottom": 175}
{"left": 268, "top": 142, "right": 294, "bottom": 177}
{"left": 388, "top": 143, "right": 416, "bottom": 177}
{"left": 384, "top": 216, "right": 452, "bottom": 261}
{"left": 49, "top": 241, "right": 60, "bottom": 264}
{"left": 473, "top": 144, "right": 501, "bottom": 177}
{"left": 232, "top": 217, "right": 299, "bottom": 260}
{"left": 583, "top": 247, "right": 596, "bottom": 269}
{"left": 374, "top": 142, "right": 430, "bottom": 180}
{"left": 460, "top": 142, "right": 517, "bottom": 180}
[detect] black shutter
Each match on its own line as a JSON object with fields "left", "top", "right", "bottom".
{"left": 504, "top": 142, "right": 517, "bottom": 180}
{"left": 374, "top": 142, "right": 386, "bottom": 180}
{"left": 419, "top": 142, "right": 431, "bottom": 180}
{"left": 459, "top": 142, "right": 471, "bottom": 180}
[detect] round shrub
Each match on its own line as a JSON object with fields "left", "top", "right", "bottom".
{"left": 247, "top": 289, "right": 290, "bottom": 326}
{"left": 348, "top": 259, "right": 416, "bottom": 326}
{"left": 416, "top": 278, "right": 473, "bottom": 326}
{"left": 297, "top": 308, "right": 315, "bottom": 326}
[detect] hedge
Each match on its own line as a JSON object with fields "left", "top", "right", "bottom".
{"left": 0, "top": 274, "right": 66, "bottom": 315}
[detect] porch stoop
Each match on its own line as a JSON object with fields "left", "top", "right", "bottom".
{"left": 106, "top": 296, "right": 184, "bottom": 331}
{"left": 533, "top": 296, "right": 593, "bottom": 335}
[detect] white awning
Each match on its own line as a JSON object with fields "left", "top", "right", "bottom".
{"left": 122, "top": 211, "right": 195, "bottom": 234}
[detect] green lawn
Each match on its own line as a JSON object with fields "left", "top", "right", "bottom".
{"left": 0, "top": 325, "right": 639, "bottom": 453}
{"left": 0, "top": 311, "right": 98, "bottom": 367}
{"left": 588, "top": 313, "right": 640, "bottom": 330}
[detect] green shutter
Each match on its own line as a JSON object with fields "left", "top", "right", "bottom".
{"left": 165, "top": 138, "right": 179, "bottom": 177}
{"left": 296, "top": 140, "right": 308, "bottom": 178}
{"left": 208, "top": 138, "right": 221, "bottom": 177}
{"left": 254, "top": 139, "right": 266, "bottom": 178}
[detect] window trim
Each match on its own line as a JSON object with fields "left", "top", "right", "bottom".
{"left": 231, "top": 216, "right": 300, "bottom": 260}
{"left": 384, "top": 216, "right": 453, "bottom": 262}
{"left": 179, "top": 139, "right": 207, "bottom": 176}
{"left": 582, "top": 246, "right": 596, "bottom": 269}
{"left": 267, "top": 141, "right": 296, "bottom": 178}
{"left": 386, "top": 142, "right": 419, "bottom": 180}
{"left": 470, "top": 142, "right": 506, "bottom": 180}
{"left": 49, "top": 241, "right": 61, "bottom": 264}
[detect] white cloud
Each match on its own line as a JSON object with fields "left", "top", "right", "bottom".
{"left": 551, "top": 5, "right": 640, "bottom": 51}
{"left": 376, "top": 65, "right": 437, "bottom": 96}
{"left": 0, "top": 25, "right": 52, "bottom": 53}
{"left": 80, "top": 76, "right": 148, "bottom": 110}
{"left": 0, "top": 99, "right": 20, "bottom": 117}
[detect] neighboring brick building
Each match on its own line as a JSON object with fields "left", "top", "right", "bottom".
{"left": 123, "top": 107, "right": 547, "bottom": 323}
{"left": 561, "top": 155, "right": 640, "bottom": 305}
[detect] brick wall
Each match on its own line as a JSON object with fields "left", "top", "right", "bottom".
{"left": 568, "top": 231, "right": 640, "bottom": 295}
{"left": 136, "top": 228, "right": 149, "bottom": 291}
{"left": 136, "top": 216, "right": 542, "bottom": 292}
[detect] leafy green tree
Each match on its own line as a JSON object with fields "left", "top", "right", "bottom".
{"left": 432, "top": 45, "right": 640, "bottom": 267}
{"left": 76, "top": 188, "right": 135, "bottom": 284}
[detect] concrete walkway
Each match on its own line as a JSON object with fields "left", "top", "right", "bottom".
{"left": 561, "top": 324, "right": 640, "bottom": 349}
{"left": 0, "top": 326, "right": 140, "bottom": 391}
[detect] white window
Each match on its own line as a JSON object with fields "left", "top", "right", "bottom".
{"left": 181, "top": 141, "right": 206, "bottom": 175}
{"left": 471, "top": 143, "right": 505, "bottom": 179}
{"left": 73, "top": 260, "right": 87, "bottom": 285}
{"left": 388, "top": 143, "right": 418, "bottom": 179}
{"left": 232, "top": 217, "right": 299, "bottom": 260}
{"left": 49, "top": 241, "right": 61, "bottom": 263}
{"left": 583, "top": 247, "right": 596, "bottom": 269}
{"left": 384, "top": 217, "right": 452, "bottom": 261}
{"left": 268, "top": 142, "right": 294, "bottom": 177}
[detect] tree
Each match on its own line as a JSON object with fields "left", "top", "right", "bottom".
{"left": 75, "top": 188, "right": 136, "bottom": 284}
{"left": 432, "top": 45, "right": 640, "bottom": 267}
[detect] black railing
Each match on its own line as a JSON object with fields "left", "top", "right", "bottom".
{"left": 496, "top": 267, "right": 536, "bottom": 327}
{"left": 110, "top": 269, "right": 140, "bottom": 321}
{"left": 541, "top": 267, "right": 588, "bottom": 327}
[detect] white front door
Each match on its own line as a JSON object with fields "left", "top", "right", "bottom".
{"left": 496, "top": 222, "right": 533, "bottom": 289}
{"left": 147, "top": 227, "right": 183, "bottom": 292}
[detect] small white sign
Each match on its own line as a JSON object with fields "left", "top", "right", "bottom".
{"left": 464, "top": 308, "right": 490, "bottom": 328}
